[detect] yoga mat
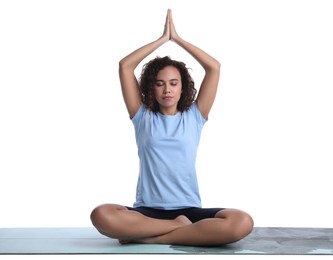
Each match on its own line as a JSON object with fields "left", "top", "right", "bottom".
{"left": 0, "top": 227, "right": 332, "bottom": 255}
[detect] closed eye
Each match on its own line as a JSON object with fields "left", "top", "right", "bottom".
{"left": 155, "top": 79, "right": 179, "bottom": 87}
{"left": 155, "top": 81, "right": 165, "bottom": 87}
{"left": 170, "top": 80, "right": 178, "bottom": 86}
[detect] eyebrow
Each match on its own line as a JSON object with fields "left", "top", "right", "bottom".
{"left": 156, "top": 79, "right": 179, "bottom": 82}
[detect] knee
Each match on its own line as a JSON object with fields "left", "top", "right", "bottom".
{"left": 90, "top": 204, "right": 106, "bottom": 228}
{"left": 90, "top": 204, "right": 126, "bottom": 233}
{"left": 232, "top": 211, "right": 254, "bottom": 242}
{"left": 216, "top": 209, "right": 254, "bottom": 243}
{"left": 90, "top": 204, "right": 115, "bottom": 228}
{"left": 237, "top": 211, "right": 254, "bottom": 237}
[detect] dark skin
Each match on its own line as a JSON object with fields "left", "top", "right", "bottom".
{"left": 90, "top": 9, "right": 253, "bottom": 246}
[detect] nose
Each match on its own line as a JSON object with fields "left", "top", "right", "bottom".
{"left": 163, "top": 84, "right": 171, "bottom": 93}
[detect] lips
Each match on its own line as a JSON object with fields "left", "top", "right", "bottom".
{"left": 162, "top": 96, "right": 173, "bottom": 100}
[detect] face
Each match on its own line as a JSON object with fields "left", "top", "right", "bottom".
{"left": 154, "top": 66, "right": 182, "bottom": 115}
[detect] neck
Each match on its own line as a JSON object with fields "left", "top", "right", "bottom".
{"left": 159, "top": 107, "right": 178, "bottom": 115}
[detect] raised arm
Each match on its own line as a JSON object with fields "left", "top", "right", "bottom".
{"left": 119, "top": 12, "right": 170, "bottom": 118}
{"left": 169, "top": 10, "right": 220, "bottom": 119}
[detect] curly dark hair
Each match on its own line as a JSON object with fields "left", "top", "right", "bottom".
{"left": 139, "top": 56, "right": 197, "bottom": 113}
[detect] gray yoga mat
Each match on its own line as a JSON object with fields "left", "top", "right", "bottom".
{"left": 0, "top": 227, "right": 332, "bottom": 255}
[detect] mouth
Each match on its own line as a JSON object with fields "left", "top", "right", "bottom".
{"left": 162, "top": 96, "right": 173, "bottom": 100}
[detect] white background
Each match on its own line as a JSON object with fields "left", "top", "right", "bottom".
{"left": 1, "top": 0, "right": 333, "bottom": 234}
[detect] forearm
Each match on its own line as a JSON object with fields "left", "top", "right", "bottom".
{"left": 173, "top": 36, "right": 220, "bottom": 72}
{"left": 119, "top": 36, "right": 168, "bottom": 70}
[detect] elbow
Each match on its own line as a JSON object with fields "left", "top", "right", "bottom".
{"left": 119, "top": 59, "right": 129, "bottom": 74}
{"left": 119, "top": 58, "right": 135, "bottom": 72}
{"left": 119, "top": 59, "right": 126, "bottom": 70}
{"left": 207, "top": 60, "right": 220, "bottom": 74}
{"left": 214, "top": 59, "right": 221, "bottom": 71}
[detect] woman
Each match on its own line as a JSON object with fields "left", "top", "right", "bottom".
{"left": 90, "top": 9, "right": 253, "bottom": 246}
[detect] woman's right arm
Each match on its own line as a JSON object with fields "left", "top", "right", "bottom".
{"left": 119, "top": 12, "right": 170, "bottom": 118}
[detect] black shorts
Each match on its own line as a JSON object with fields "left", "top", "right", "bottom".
{"left": 126, "top": 206, "right": 225, "bottom": 223}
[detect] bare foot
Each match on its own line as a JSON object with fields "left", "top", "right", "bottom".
{"left": 174, "top": 215, "right": 192, "bottom": 226}
{"left": 119, "top": 215, "right": 192, "bottom": 245}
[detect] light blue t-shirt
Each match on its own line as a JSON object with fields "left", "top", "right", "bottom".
{"left": 131, "top": 102, "right": 207, "bottom": 210}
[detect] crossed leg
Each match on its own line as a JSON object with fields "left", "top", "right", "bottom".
{"left": 90, "top": 204, "right": 253, "bottom": 246}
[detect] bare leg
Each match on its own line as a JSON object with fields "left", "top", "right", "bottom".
{"left": 90, "top": 204, "right": 192, "bottom": 241}
{"left": 133, "top": 208, "right": 254, "bottom": 246}
{"left": 91, "top": 205, "right": 253, "bottom": 246}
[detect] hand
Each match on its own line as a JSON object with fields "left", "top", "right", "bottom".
{"left": 161, "top": 9, "right": 170, "bottom": 41}
{"left": 169, "top": 9, "right": 179, "bottom": 42}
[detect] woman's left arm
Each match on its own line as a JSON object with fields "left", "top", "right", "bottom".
{"left": 169, "top": 10, "right": 220, "bottom": 119}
